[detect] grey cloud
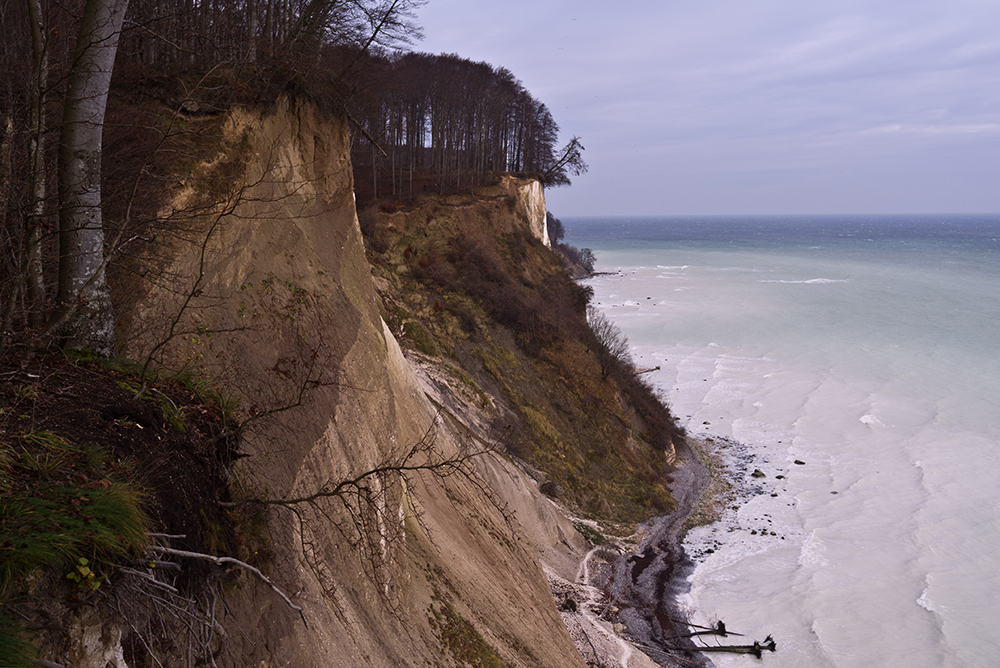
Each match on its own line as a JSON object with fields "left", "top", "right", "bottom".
{"left": 416, "top": 0, "right": 1000, "bottom": 215}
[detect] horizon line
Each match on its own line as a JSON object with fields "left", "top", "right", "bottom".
{"left": 556, "top": 211, "right": 1000, "bottom": 219}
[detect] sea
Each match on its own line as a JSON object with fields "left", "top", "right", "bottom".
{"left": 565, "top": 214, "right": 1000, "bottom": 668}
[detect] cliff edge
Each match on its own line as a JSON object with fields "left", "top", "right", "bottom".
{"left": 119, "top": 97, "right": 590, "bottom": 667}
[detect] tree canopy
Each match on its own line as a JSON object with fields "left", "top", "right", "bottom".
{"left": 346, "top": 51, "right": 587, "bottom": 201}
{"left": 0, "top": 0, "right": 583, "bottom": 355}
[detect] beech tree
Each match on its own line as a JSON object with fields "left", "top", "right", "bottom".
{"left": 23, "top": 0, "right": 49, "bottom": 329}
{"left": 50, "top": 0, "right": 130, "bottom": 355}
{"left": 542, "top": 136, "right": 588, "bottom": 187}
{"left": 347, "top": 51, "right": 587, "bottom": 201}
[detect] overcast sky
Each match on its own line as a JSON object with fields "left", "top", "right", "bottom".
{"left": 413, "top": 0, "right": 1000, "bottom": 216}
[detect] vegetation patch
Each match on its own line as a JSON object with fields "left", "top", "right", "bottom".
{"left": 403, "top": 321, "right": 439, "bottom": 356}
{"left": 360, "top": 195, "right": 687, "bottom": 523}
{"left": 0, "top": 354, "right": 242, "bottom": 664}
{"left": 572, "top": 521, "right": 607, "bottom": 546}
{"left": 1, "top": 431, "right": 149, "bottom": 593}
{"left": 429, "top": 597, "right": 510, "bottom": 668}
{"left": 0, "top": 430, "right": 150, "bottom": 666}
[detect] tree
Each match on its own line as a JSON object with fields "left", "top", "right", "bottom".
{"left": 546, "top": 212, "right": 565, "bottom": 244}
{"left": 541, "top": 136, "right": 588, "bottom": 188}
{"left": 588, "top": 307, "right": 631, "bottom": 380}
{"left": 24, "top": 0, "right": 50, "bottom": 329}
{"left": 50, "top": 0, "right": 131, "bottom": 355}
{"left": 548, "top": 212, "right": 596, "bottom": 275}
{"left": 347, "top": 51, "right": 584, "bottom": 202}
{"left": 1, "top": 0, "right": 428, "bottom": 357}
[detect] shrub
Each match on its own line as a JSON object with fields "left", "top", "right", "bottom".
{"left": 553, "top": 242, "right": 596, "bottom": 274}
{"left": 614, "top": 371, "right": 685, "bottom": 453}
{"left": 588, "top": 308, "right": 631, "bottom": 379}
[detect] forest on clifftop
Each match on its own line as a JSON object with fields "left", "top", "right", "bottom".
{"left": 0, "top": 0, "right": 585, "bottom": 353}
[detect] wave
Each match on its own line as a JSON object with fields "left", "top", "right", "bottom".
{"left": 798, "top": 530, "right": 829, "bottom": 568}
{"left": 759, "top": 278, "right": 851, "bottom": 284}
{"left": 917, "top": 587, "right": 938, "bottom": 613}
{"left": 859, "top": 413, "right": 884, "bottom": 427}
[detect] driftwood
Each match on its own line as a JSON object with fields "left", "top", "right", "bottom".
{"left": 673, "top": 620, "right": 744, "bottom": 639}
{"left": 693, "top": 635, "right": 776, "bottom": 659}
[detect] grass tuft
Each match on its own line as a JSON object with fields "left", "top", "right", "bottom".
{"left": 0, "top": 612, "right": 37, "bottom": 667}
{"left": 0, "top": 433, "right": 150, "bottom": 598}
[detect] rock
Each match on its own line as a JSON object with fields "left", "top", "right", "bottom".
{"left": 794, "top": 459, "right": 806, "bottom": 465}
{"left": 751, "top": 469, "right": 765, "bottom": 478}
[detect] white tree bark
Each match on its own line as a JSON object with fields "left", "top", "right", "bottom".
{"left": 55, "top": 0, "right": 130, "bottom": 355}
{"left": 26, "top": 0, "right": 49, "bottom": 327}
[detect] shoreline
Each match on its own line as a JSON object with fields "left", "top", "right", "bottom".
{"left": 552, "top": 434, "right": 723, "bottom": 667}
{"left": 551, "top": 429, "right": 782, "bottom": 667}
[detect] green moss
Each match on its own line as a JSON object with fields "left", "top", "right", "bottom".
{"left": 440, "top": 364, "right": 491, "bottom": 409}
{"left": 475, "top": 344, "right": 521, "bottom": 392}
{"left": 572, "top": 521, "right": 607, "bottom": 546}
{"left": 429, "top": 600, "right": 510, "bottom": 668}
{"left": 402, "top": 321, "right": 438, "bottom": 356}
{"left": 521, "top": 407, "right": 560, "bottom": 447}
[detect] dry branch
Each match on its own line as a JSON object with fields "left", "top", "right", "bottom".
{"left": 145, "top": 545, "right": 306, "bottom": 624}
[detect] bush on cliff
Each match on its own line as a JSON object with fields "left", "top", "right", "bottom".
{"left": 0, "top": 355, "right": 241, "bottom": 664}
{"left": 359, "top": 193, "right": 685, "bottom": 521}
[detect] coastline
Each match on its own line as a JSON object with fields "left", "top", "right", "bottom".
{"left": 551, "top": 434, "right": 720, "bottom": 667}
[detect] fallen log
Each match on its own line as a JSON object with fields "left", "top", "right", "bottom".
{"left": 673, "top": 620, "right": 744, "bottom": 638}
{"left": 694, "top": 635, "right": 776, "bottom": 659}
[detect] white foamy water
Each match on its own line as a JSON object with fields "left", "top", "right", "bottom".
{"left": 570, "top": 216, "right": 1000, "bottom": 667}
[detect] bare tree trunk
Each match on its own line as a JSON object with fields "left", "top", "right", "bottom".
{"left": 53, "top": 0, "right": 130, "bottom": 355}
{"left": 25, "top": 0, "right": 49, "bottom": 328}
{"left": 0, "top": 115, "right": 10, "bottom": 229}
{"left": 0, "top": 114, "right": 18, "bottom": 350}
{"left": 247, "top": 0, "right": 259, "bottom": 63}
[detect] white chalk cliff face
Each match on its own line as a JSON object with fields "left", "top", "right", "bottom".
{"left": 506, "top": 175, "right": 549, "bottom": 247}
{"left": 124, "top": 98, "right": 587, "bottom": 668}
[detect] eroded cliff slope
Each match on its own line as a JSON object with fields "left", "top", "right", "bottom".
{"left": 120, "top": 97, "right": 593, "bottom": 667}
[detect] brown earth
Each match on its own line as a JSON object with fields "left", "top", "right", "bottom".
{"left": 0, "top": 355, "right": 237, "bottom": 563}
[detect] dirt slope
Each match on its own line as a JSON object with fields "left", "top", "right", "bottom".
{"left": 121, "top": 98, "right": 588, "bottom": 667}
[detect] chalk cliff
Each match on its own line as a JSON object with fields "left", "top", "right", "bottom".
{"left": 507, "top": 175, "right": 550, "bottom": 247}
{"left": 122, "top": 97, "right": 591, "bottom": 667}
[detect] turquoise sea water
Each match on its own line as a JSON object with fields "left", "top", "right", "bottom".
{"left": 567, "top": 215, "right": 1000, "bottom": 667}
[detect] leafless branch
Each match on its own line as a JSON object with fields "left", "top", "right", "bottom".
{"left": 144, "top": 545, "right": 306, "bottom": 624}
